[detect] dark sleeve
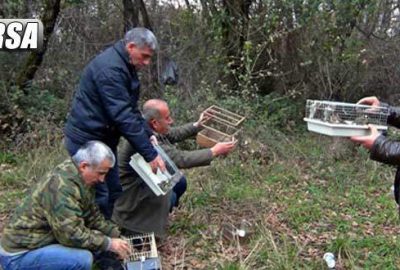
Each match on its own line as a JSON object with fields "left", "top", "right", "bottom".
{"left": 143, "top": 119, "right": 155, "bottom": 138}
{"left": 165, "top": 123, "right": 201, "bottom": 144}
{"left": 370, "top": 135, "right": 400, "bottom": 166}
{"left": 118, "top": 139, "right": 138, "bottom": 184}
{"left": 95, "top": 68, "right": 157, "bottom": 162}
{"left": 382, "top": 103, "right": 400, "bottom": 129}
{"left": 162, "top": 143, "right": 213, "bottom": 169}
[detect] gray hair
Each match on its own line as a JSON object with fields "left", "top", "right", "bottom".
{"left": 142, "top": 99, "right": 167, "bottom": 121}
{"left": 143, "top": 107, "right": 161, "bottom": 122}
{"left": 72, "top": 141, "right": 115, "bottom": 168}
{"left": 124, "top": 27, "right": 158, "bottom": 51}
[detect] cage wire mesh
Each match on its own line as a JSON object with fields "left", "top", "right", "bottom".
{"left": 197, "top": 105, "right": 245, "bottom": 147}
{"left": 203, "top": 105, "right": 246, "bottom": 127}
{"left": 305, "top": 100, "right": 389, "bottom": 126}
{"left": 129, "top": 145, "right": 182, "bottom": 196}
{"left": 123, "top": 233, "right": 159, "bottom": 262}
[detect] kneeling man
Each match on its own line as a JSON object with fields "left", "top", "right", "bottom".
{"left": 0, "top": 141, "right": 131, "bottom": 270}
{"left": 112, "top": 99, "right": 237, "bottom": 238}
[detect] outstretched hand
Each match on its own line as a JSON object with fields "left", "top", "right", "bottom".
{"left": 194, "top": 110, "right": 213, "bottom": 128}
{"left": 350, "top": 124, "right": 380, "bottom": 150}
{"left": 211, "top": 139, "right": 238, "bottom": 157}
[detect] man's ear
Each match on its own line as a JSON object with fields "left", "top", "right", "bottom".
{"left": 126, "top": 42, "right": 136, "bottom": 52}
{"left": 149, "top": 118, "right": 158, "bottom": 129}
{"left": 79, "top": 161, "right": 90, "bottom": 172}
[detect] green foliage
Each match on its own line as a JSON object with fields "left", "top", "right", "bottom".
{"left": 0, "top": 151, "right": 17, "bottom": 165}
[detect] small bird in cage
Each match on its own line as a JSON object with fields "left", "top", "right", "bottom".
{"left": 309, "top": 101, "right": 318, "bottom": 119}
{"left": 354, "top": 114, "right": 369, "bottom": 125}
{"left": 329, "top": 112, "right": 345, "bottom": 124}
{"left": 323, "top": 105, "right": 346, "bottom": 124}
{"left": 323, "top": 105, "right": 335, "bottom": 122}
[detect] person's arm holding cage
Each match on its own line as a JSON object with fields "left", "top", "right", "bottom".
{"left": 42, "top": 179, "right": 131, "bottom": 259}
{"left": 351, "top": 96, "right": 400, "bottom": 165}
{"left": 165, "top": 110, "right": 211, "bottom": 143}
{"left": 95, "top": 69, "right": 165, "bottom": 172}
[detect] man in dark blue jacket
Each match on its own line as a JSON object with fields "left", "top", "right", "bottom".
{"left": 64, "top": 27, "right": 165, "bottom": 219}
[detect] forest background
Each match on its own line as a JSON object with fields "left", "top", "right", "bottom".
{"left": 1, "top": 0, "right": 400, "bottom": 269}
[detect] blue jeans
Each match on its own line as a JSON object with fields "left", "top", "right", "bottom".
{"left": 170, "top": 176, "right": 187, "bottom": 212}
{"left": 64, "top": 136, "right": 122, "bottom": 220}
{"left": 0, "top": 244, "right": 92, "bottom": 270}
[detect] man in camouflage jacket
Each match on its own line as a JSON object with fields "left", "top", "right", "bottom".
{"left": 0, "top": 141, "right": 131, "bottom": 270}
{"left": 112, "top": 99, "right": 237, "bottom": 238}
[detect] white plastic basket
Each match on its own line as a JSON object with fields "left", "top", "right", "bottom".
{"left": 129, "top": 145, "right": 182, "bottom": 196}
{"left": 304, "top": 100, "right": 389, "bottom": 137}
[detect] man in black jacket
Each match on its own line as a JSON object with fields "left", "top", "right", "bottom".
{"left": 351, "top": 96, "right": 400, "bottom": 206}
{"left": 64, "top": 27, "right": 165, "bottom": 219}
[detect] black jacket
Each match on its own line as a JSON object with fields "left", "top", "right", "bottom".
{"left": 64, "top": 40, "right": 157, "bottom": 162}
{"left": 370, "top": 104, "right": 400, "bottom": 203}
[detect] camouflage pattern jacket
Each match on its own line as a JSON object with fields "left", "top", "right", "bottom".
{"left": 1, "top": 159, "right": 120, "bottom": 253}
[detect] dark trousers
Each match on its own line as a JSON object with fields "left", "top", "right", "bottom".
{"left": 64, "top": 136, "right": 122, "bottom": 219}
{"left": 170, "top": 176, "right": 187, "bottom": 211}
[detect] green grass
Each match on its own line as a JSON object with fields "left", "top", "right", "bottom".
{"left": 0, "top": 144, "right": 68, "bottom": 213}
{"left": 1, "top": 123, "right": 400, "bottom": 269}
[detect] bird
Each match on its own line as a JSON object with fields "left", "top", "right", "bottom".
{"left": 323, "top": 105, "right": 335, "bottom": 122}
{"left": 308, "top": 101, "right": 317, "bottom": 119}
{"left": 353, "top": 114, "right": 369, "bottom": 125}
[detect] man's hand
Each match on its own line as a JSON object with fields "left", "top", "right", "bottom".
{"left": 211, "top": 140, "right": 237, "bottom": 157}
{"left": 109, "top": 238, "right": 131, "bottom": 260}
{"left": 357, "top": 96, "right": 380, "bottom": 107}
{"left": 149, "top": 154, "right": 166, "bottom": 173}
{"left": 194, "top": 110, "right": 213, "bottom": 128}
{"left": 350, "top": 124, "right": 380, "bottom": 150}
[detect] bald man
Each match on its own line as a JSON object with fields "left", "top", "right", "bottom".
{"left": 112, "top": 99, "right": 237, "bottom": 238}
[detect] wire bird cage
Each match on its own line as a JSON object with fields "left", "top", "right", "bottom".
{"left": 196, "top": 105, "right": 246, "bottom": 147}
{"left": 129, "top": 145, "right": 182, "bottom": 196}
{"left": 304, "top": 100, "right": 389, "bottom": 137}
{"left": 123, "top": 233, "right": 161, "bottom": 270}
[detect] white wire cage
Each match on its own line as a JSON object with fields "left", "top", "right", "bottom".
{"left": 304, "top": 100, "right": 389, "bottom": 136}
{"left": 123, "top": 233, "right": 161, "bottom": 270}
{"left": 129, "top": 145, "right": 182, "bottom": 196}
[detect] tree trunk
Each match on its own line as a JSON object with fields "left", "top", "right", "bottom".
{"left": 220, "top": 0, "right": 253, "bottom": 92}
{"left": 137, "top": 0, "right": 152, "bottom": 30}
{"left": 199, "top": 0, "right": 210, "bottom": 21}
{"left": 0, "top": 0, "right": 5, "bottom": 17}
{"left": 15, "top": 0, "right": 61, "bottom": 93}
{"left": 123, "top": 0, "right": 139, "bottom": 32}
{"left": 184, "top": 0, "right": 192, "bottom": 11}
{"left": 136, "top": 0, "right": 161, "bottom": 98}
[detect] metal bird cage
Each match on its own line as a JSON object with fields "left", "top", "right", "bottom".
{"left": 129, "top": 145, "right": 182, "bottom": 196}
{"left": 304, "top": 99, "right": 389, "bottom": 137}
{"left": 196, "top": 105, "right": 246, "bottom": 147}
{"left": 124, "top": 233, "right": 161, "bottom": 270}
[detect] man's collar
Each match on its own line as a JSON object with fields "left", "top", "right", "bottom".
{"left": 113, "top": 40, "right": 136, "bottom": 73}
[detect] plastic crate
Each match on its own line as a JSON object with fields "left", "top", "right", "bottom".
{"left": 129, "top": 145, "right": 182, "bottom": 196}
{"left": 304, "top": 99, "right": 389, "bottom": 137}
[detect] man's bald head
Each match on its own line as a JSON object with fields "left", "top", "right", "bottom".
{"left": 143, "top": 99, "right": 168, "bottom": 121}
{"left": 143, "top": 99, "right": 173, "bottom": 134}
